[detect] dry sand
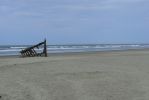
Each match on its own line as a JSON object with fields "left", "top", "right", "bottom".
{"left": 0, "top": 50, "right": 149, "bottom": 100}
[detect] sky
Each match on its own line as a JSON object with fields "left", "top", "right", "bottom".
{"left": 0, "top": 0, "right": 149, "bottom": 45}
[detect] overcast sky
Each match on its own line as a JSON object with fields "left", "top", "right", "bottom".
{"left": 0, "top": 0, "right": 149, "bottom": 45}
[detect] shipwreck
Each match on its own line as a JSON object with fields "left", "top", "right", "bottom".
{"left": 20, "top": 39, "right": 48, "bottom": 57}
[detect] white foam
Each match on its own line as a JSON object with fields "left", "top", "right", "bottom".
{"left": 10, "top": 47, "right": 27, "bottom": 49}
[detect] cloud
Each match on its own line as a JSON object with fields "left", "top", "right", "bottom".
{"left": 0, "top": 0, "right": 148, "bottom": 19}
{"left": 13, "top": 11, "right": 44, "bottom": 17}
{"left": 47, "top": 5, "right": 109, "bottom": 12}
{"left": 46, "top": 0, "right": 148, "bottom": 12}
{"left": 0, "top": 0, "right": 148, "bottom": 44}
{"left": 107, "top": 0, "right": 146, "bottom": 2}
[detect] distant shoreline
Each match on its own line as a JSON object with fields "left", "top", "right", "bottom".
{"left": 1, "top": 44, "right": 149, "bottom": 57}
{"left": 0, "top": 48, "right": 149, "bottom": 58}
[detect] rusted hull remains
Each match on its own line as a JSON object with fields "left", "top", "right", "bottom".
{"left": 20, "top": 39, "right": 48, "bottom": 57}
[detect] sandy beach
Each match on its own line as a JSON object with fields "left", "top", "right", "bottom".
{"left": 0, "top": 50, "right": 149, "bottom": 100}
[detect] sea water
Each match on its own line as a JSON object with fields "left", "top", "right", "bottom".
{"left": 0, "top": 44, "right": 149, "bottom": 56}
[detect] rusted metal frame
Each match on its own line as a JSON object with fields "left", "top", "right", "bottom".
{"left": 20, "top": 39, "right": 47, "bottom": 57}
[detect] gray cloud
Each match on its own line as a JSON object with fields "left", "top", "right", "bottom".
{"left": 0, "top": 0, "right": 147, "bottom": 18}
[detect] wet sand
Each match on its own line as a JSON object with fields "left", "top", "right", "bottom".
{"left": 0, "top": 50, "right": 149, "bottom": 100}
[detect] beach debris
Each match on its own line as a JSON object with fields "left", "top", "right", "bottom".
{"left": 20, "top": 39, "right": 48, "bottom": 57}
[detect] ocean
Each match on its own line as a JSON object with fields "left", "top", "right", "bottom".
{"left": 0, "top": 44, "right": 149, "bottom": 56}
